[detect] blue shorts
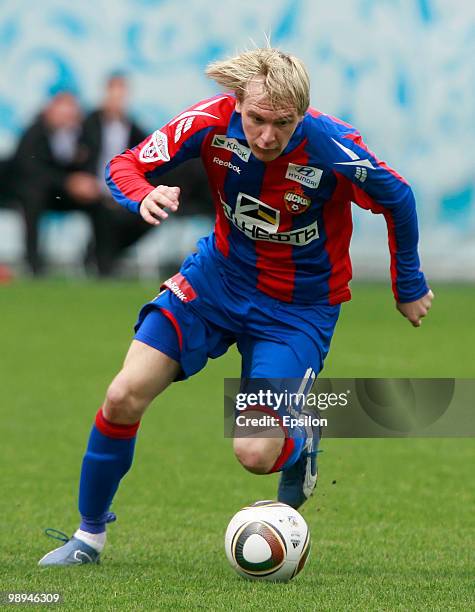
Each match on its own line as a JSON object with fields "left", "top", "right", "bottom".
{"left": 134, "top": 248, "right": 340, "bottom": 382}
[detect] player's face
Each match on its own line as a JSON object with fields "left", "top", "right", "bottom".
{"left": 236, "top": 80, "right": 302, "bottom": 162}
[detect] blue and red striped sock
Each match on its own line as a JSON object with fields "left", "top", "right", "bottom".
{"left": 78, "top": 408, "right": 140, "bottom": 534}
{"left": 269, "top": 422, "right": 306, "bottom": 473}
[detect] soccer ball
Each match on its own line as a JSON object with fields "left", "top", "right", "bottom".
{"left": 224, "top": 501, "right": 311, "bottom": 582}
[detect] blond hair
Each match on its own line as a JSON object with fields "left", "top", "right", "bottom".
{"left": 205, "top": 48, "right": 310, "bottom": 116}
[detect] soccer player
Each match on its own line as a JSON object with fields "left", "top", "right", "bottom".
{"left": 39, "top": 48, "right": 433, "bottom": 565}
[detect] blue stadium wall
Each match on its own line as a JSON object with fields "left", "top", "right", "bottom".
{"left": 1, "top": 0, "right": 474, "bottom": 278}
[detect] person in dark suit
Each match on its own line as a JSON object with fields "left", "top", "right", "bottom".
{"left": 11, "top": 91, "right": 111, "bottom": 275}
{"left": 77, "top": 73, "right": 152, "bottom": 274}
{"left": 80, "top": 73, "right": 214, "bottom": 275}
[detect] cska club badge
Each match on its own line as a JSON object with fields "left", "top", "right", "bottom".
{"left": 284, "top": 186, "right": 311, "bottom": 215}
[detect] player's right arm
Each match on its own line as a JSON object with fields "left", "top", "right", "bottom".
{"left": 105, "top": 95, "right": 229, "bottom": 224}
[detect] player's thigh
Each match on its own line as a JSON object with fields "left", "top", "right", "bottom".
{"left": 122, "top": 338, "right": 180, "bottom": 398}
{"left": 240, "top": 300, "right": 340, "bottom": 381}
{"left": 136, "top": 287, "right": 235, "bottom": 380}
{"left": 105, "top": 339, "right": 180, "bottom": 418}
{"left": 236, "top": 337, "right": 319, "bottom": 428}
{"left": 239, "top": 336, "right": 321, "bottom": 381}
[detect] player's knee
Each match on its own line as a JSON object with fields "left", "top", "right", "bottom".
{"left": 233, "top": 438, "right": 277, "bottom": 475}
{"left": 104, "top": 379, "right": 145, "bottom": 423}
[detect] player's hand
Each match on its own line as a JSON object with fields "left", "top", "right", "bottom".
{"left": 140, "top": 185, "right": 181, "bottom": 225}
{"left": 396, "top": 289, "right": 434, "bottom": 327}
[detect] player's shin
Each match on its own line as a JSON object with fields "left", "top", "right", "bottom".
{"left": 76, "top": 408, "right": 140, "bottom": 550}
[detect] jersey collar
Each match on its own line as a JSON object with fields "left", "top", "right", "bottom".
{"left": 226, "top": 111, "right": 246, "bottom": 140}
{"left": 282, "top": 119, "right": 305, "bottom": 155}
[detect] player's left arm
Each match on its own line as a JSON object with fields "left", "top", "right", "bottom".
{"left": 331, "top": 130, "right": 433, "bottom": 326}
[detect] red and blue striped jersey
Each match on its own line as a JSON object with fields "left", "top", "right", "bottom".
{"left": 106, "top": 94, "right": 428, "bottom": 305}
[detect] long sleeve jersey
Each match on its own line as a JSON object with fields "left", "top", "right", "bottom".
{"left": 106, "top": 94, "right": 428, "bottom": 305}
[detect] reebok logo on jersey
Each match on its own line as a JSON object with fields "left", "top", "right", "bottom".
{"left": 139, "top": 130, "right": 170, "bottom": 163}
{"left": 174, "top": 117, "right": 195, "bottom": 143}
{"left": 285, "top": 164, "right": 323, "bottom": 189}
{"left": 213, "top": 156, "right": 241, "bottom": 174}
{"left": 169, "top": 97, "right": 226, "bottom": 143}
{"left": 212, "top": 135, "right": 251, "bottom": 162}
{"left": 284, "top": 187, "right": 311, "bottom": 214}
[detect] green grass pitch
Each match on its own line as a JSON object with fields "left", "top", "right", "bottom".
{"left": 1, "top": 280, "right": 474, "bottom": 611}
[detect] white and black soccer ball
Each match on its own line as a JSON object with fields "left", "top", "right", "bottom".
{"left": 224, "top": 501, "right": 311, "bottom": 582}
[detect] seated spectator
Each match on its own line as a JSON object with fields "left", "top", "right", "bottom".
{"left": 11, "top": 76, "right": 215, "bottom": 277}
{"left": 78, "top": 73, "right": 153, "bottom": 274}
{"left": 10, "top": 90, "right": 111, "bottom": 276}
{"left": 80, "top": 72, "right": 216, "bottom": 275}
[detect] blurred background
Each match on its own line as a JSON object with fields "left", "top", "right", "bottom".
{"left": 0, "top": 0, "right": 474, "bottom": 280}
